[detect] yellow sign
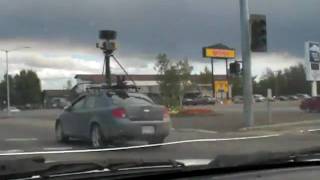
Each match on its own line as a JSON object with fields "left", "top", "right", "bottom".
{"left": 213, "top": 80, "right": 229, "bottom": 92}
{"left": 203, "top": 48, "right": 236, "bottom": 59}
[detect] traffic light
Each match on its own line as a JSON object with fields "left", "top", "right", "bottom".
{"left": 250, "top": 14, "right": 267, "bottom": 52}
{"left": 229, "top": 61, "right": 241, "bottom": 75}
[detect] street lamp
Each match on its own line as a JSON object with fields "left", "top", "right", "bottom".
{"left": 0, "top": 47, "right": 31, "bottom": 116}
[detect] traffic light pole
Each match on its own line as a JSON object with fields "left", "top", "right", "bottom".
{"left": 240, "top": 0, "right": 254, "bottom": 127}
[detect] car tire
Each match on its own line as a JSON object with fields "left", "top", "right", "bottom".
{"left": 55, "top": 121, "right": 69, "bottom": 143}
{"left": 90, "top": 124, "right": 105, "bottom": 148}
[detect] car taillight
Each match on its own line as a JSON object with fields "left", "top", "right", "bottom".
{"left": 163, "top": 108, "right": 170, "bottom": 121}
{"left": 112, "top": 108, "right": 126, "bottom": 119}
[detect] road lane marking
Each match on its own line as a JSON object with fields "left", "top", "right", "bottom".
{"left": 0, "top": 134, "right": 280, "bottom": 156}
{"left": 43, "top": 147, "right": 73, "bottom": 151}
{"left": 5, "top": 138, "right": 38, "bottom": 142}
{"left": 308, "top": 129, "right": 320, "bottom": 132}
{"left": 174, "top": 128, "right": 217, "bottom": 134}
{"left": 0, "top": 149, "right": 24, "bottom": 153}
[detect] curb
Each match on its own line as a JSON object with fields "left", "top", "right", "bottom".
{"left": 239, "top": 119, "right": 320, "bottom": 131}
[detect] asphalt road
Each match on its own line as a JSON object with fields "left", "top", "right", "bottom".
{"left": 1, "top": 101, "right": 320, "bottom": 163}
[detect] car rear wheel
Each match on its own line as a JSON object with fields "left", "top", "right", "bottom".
{"left": 91, "top": 124, "right": 105, "bottom": 148}
{"left": 55, "top": 121, "right": 69, "bottom": 143}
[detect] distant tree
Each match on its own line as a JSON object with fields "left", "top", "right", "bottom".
{"left": 0, "top": 74, "right": 14, "bottom": 108}
{"left": 154, "top": 54, "right": 193, "bottom": 108}
{"left": 14, "top": 70, "right": 42, "bottom": 105}
{"left": 198, "top": 66, "right": 211, "bottom": 84}
{"left": 176, "top": 58, "right": 193, "bottom": 107}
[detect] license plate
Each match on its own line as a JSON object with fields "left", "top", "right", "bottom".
{"left": 142, "top": 126, "right": 155, "bottom": 135}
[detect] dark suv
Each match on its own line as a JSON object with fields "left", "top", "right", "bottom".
{"left": 55, "top": 91, "right": 171, "bottom": 148}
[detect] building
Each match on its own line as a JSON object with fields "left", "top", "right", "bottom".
{"left": 42, "top": 90, "right": 72, "bottom": 108}
{"left": 73, "top": 74, "right": 228, "bottom": 99}
{"left": 74, "top": 74, "right": 160, "bottom": 94}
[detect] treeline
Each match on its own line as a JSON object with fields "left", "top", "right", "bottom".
{"left": 230, "top": 63, "right": 311, "bottom": 96}
{"left": 195, "top": 62, "right": 312, "bottom": 96}
{"left": 0, "top": 70, "right": 41, "bottom": 107}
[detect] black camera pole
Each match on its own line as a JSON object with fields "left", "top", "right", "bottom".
{"left": 97, "top": 30, "right": 117, "bottom": 88}
{"left": 104, "top": 53, "right": 112, "bottom": 88}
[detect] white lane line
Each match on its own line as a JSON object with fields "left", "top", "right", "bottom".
{"left": 0, "top": 149, "right": 24, "bottom": 153}
{"left": 308, "top": 129, "right": 320, "bottom": 132}
{"left": 43, "top": 147, "right": 73, "bottom": 151}
{"left": 5, "top": 138, "right": 38, "bottom": 142}
{"left": 0, "top": 134, "right": 280, "bottom": 156}
{"left": 175, "top": 128, "right": 217, "bottom": 134}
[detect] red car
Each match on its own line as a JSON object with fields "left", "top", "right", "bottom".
{"left": 300, "top": 96, "right": 320, "bottom": 112}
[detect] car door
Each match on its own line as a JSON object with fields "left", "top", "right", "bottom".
{"left": 75, "top": 96, "right": 96, "bottom": 137}
{"left": 63, "top": 96, "right": 86, "bottom": 136}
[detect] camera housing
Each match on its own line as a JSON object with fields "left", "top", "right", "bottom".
{"left": 97, "top": 30, "right": 117, "bottom": 53}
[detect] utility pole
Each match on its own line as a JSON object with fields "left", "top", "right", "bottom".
{"left": 5, "top": 51, "right": 10, "bottom": 116}
{"left": 240, "top": 0, "right": 254, "bottom": 126}
{"left": 0, "top": 47, "right": 30, "bottom": 117}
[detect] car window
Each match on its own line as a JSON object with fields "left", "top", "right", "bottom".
{"left": 85, "top": 96, "right": 95, "bottom": 109}
{"left": 112, "top": 95, "right": 152, "bottom": 106}
{"left": 95, "top": 96, "right": 112, "bottom": 108}
{"left": 72, "top": 97, "right": 86, "bottom": 111}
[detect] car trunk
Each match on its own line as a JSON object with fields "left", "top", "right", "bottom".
{"left": 125, "top": 105, "right": 164, "bottom": 121}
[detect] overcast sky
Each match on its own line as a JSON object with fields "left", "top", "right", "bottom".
{"left": 0, "top": 0, "right": 319, "bottom": 89}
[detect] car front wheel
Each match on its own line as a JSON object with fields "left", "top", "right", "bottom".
{"left": 91, "top": 124, "right": 105, "bottom": 148}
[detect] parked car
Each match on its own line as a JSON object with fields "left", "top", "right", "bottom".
{"left": 277, "top": 96, "right": 289, "bottom": 101}
{"left": 288, "top": 95, "right": 299, "bottom": 101}
{"left": 233, "top": 96, "right": 243, "bottom": 104}
{"left": 253, "top": 94, "right": 266, "bottom": 102}
{"left": 182, "top": 93, "right": 215, "bottom": 105}
{"left": 2, "top": 106, "right": 21, "bottom": 113}
{"left": 296, "top": 94, "right": 311, "bottom": 100}
{"left": 55, "top": 91, "right": 171, "bottom": 148}
{"left": 300, "top": 96, "right": 319, "bottom": 112}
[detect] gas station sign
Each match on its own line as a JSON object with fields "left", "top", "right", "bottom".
{"left": 305, "top": 41, "right": 320, "bottom": 81}
{"left": 203, "top": 48, "right": 236, "bottom": 59}
{"left": 214, "top": 80, "right": 229, "bottom": 92}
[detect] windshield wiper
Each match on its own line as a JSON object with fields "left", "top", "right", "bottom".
{"left": 210, "top": 147, "right": 320, "bottom": 169}
{"left": 0, "top": 156, "right": 185, "bottom": 179}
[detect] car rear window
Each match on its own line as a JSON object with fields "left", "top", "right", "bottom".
{"left": 112, "top": 95, "right": 153, "bottom": 106}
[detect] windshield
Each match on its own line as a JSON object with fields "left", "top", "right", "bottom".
{"left": 1, "top": 0, "right": 320, "bottom": 178}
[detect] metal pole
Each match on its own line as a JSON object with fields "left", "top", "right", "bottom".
{"left": 312, "top": 81, "right": 317, "bottom": 97}
{"left": 6, "top": 51, "right": 10, "bottom": 116}
{"left": 240, "top": 0, "right": 254, "bottom": 126}
{"left": 225, "top": 58, "right": 229, "bottom": 100}
{"left": 211, "top": 58, "right": 215, "bottom": 98}
{"left": 104, "top": 54, "right": 111, "bottom": 88}
{"left": 267, "top": 88, "right": 272, "bottom": 124}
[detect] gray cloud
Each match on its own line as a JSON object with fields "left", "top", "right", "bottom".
{"left": 0, "top": 0, "right": 318, "bottom": 59}
{"left": 0, "top": 0, "right": 319, "bottom": 89}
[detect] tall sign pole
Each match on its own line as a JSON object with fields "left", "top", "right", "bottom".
{"left": 211, "top": 58, "right": 215, "bottom": 97}
{"left": 240, "top": 0, "right": 254, "bottom": 126}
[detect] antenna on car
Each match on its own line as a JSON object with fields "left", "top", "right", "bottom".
{"left": 96, "top": 30, "right": 138, "bottom": 92}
